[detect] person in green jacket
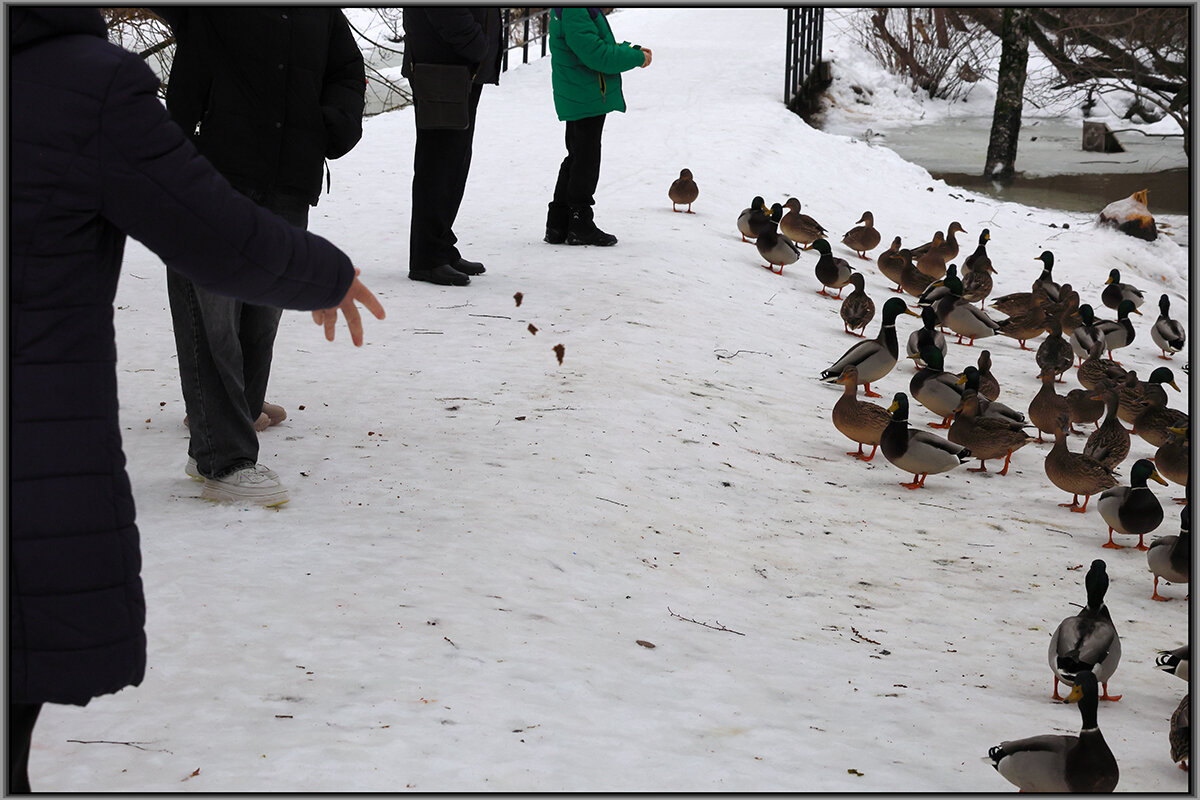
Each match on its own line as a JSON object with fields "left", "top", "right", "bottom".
{"left": 544, "top": 7, "right": 652, "bottom": 247}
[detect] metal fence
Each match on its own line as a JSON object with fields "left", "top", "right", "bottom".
{"left": 501, "top": 8, "right": 551, "bottom": 72}
{"left": 784, "top": 7, "right": 825, "bottom": 110}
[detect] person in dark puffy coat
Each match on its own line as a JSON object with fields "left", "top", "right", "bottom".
{"left": 150, "top": 8, "right": 367, "bottom": 506}
{"left": 400, "top": 7, "right": 503, "bottom": 286}
{"left": 8, "top": 7, "right": 383, "bottom": 792}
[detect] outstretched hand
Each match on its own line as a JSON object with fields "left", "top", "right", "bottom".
{"left": 311, "top": 269, "right": 386, "bottom": 346}
{"left": 640, "top": 47, "right": 653, "bottom": 67}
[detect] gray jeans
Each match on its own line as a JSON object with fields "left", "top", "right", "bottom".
{"left": 166, "top": 189, "right": 309, "bottom": 478}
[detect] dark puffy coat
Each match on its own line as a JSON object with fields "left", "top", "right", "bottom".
{"left": 10, "top": 7, "right": 354, "bottom": 707}
{"left": 152, "top": 7, "right": 365, "bottom": 206}
{"left": 400, "top": 7, "right": 503, "bottom": 85}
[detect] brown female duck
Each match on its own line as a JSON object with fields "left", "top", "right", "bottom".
{"left": 831, "top": 364, "right": 891, "bottom": 461}
{"left": 1083, "top": 387, "right": 1130, "bottom": 471}
{"left": 841, "top": 210, "right": 881, "bottom": 259}
{"left": 948, "top": 388, "right": 1035, "bottom": 475}
{"left": 1077, "top": 339, "right": 1127, "bottom": 392}
{"left": 1045, "top": 414, "right": 1119, "bottom": 512}
{"left": 839, "top": 273, "right": 875, "bottom": 336}
{"left": 1028, "top": 370, "right": 1070, "bottom": 443}
{"left": 876, "top": 236, "right": 905, "bottom": 291}
{"left": 779, "top": 197, "right": 827, "bottom": 249}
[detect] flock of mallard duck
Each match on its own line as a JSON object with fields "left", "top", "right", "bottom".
{"left": 721, "top": 194, "right": 1191, "bottom": 790}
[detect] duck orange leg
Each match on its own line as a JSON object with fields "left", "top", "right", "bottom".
{"left": 1152, "top": 576, "right": 1172, "bottom": 602}
{"left": 900, "top": 473, "right": 928, "bottom": 490}
{"left": 997, "top": 450, "right": 1015, "bottom": 476}
{"left": 1102, "top": 526, "right": 1124, "bottom": 549}
{"left": 1052, "top": 675, "right": 1065, "bottom": 701}
{"left": 927, "top": 415, "right": 952, "bottom": 429}
{"left": 1100, "top": 683, "right": 1121, "bottom": 701}
{"left": 862, "top": 383, "right": 882, "bottom": 399}
{"left": 968, "top": 459, "right": 990, "bottom": 472}
{"left": 1073, "top": 494, "right": 1092, "bottom": 513}
{"left": 1058, "top": 493, "right": 1086, "bottom": 511}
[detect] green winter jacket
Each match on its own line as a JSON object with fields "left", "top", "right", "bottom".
{"left": 549, "top": 8, "right": 646, "bottom": 122}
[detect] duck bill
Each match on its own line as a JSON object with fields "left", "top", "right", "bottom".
{"left": 887, "top": 400, "right": 900, "bottom": 414}
{"left": 1169, "top": 381, "right": 1181, "bottom": 391}
{"left": 1064, "top": 683, "right": 1084, "bottom": 703}
{"left": 956, "top": 374, "right": 968, "bottom": 385}
{"left": 1151, "top": 468, "right": 1169, "bottom": 486}
{"left": 903, "top": 307, "right": 920, "bottom": 317}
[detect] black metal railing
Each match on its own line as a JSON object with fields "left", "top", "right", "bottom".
{"left": 501, "top": 8, "right": 551, "bottom": 72}
{"left": 784, "top": 7, "right": 824, "bottom": 108}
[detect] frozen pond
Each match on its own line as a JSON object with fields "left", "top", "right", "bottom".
{"left": 823, "top": 115, "right": 1189, "bottom": 216}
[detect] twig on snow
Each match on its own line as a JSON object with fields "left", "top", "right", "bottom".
{"left": 68, "top": 739, "right": 172, "bottom": 754}
{"left": 668, "top": 607, "right": 745, "bottom": 636}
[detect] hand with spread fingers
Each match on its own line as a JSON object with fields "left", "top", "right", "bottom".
{"left": 312, "top": 269, "right": 387, "bottom": 346}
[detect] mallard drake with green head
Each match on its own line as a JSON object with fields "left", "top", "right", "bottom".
{"left": 1132, "top": 366, "right": 1182, "bottom": 421}
{"left": 1036, "top": 318, "right": 1074, "bottom": 383}
{"left": 1098, "top": 458, "right": 1167, "bottom": 550}
{"left": 737, "top": 195, "right": 771, "bottom": 242}
{"left": 876, "top": 236, "right": 905, "bottom": 292}
{"left": 841, "top": 210, "right": 881, "bottom": 259}
{"left": 1077, "top": 339, "right": 1127, "bottom": 392}
{"left": 668, "top": 169, "right": 698, "bottom": 213}
{"left": 1094, "top": 299, "right": 1141, "bottom": 363}
{"left": 880, "top": 391, "right": 970, "bottom": 489}
{"left": 1153, "top": 424, "right": 1189, "bottom": 500}
{"left": 1151, "top": 294, "right": 1186, "bottom": 359}
{"left": 987, "top": 667, "right": 1119, "bottom": 792}
{"left": 1046, "top": 414, "right": 1119, "bottom": 512}
{"left": 960, "top": 228, "right": 991, "bottom": 276}
{"left": 839, "top": 273, "right": 875, "bottom": 336}
{"left": 948, "top": 388, "right": 1035, "bottom": 475}
{"left": 1031, "top": 250, "right": 1063, "bottom": 305}
{"left": 1083, "top": 387, "right": 1130, "bottom": 471}
{"left": 1101, "top": 268, "right": 1145, "bottom": 311}
{"left": 779, "top": 197, "right": 827, "bottom": 249}
{"left": 908, "top": 345, "right": 964, "bottom": 428}
{"left": 1029, "top": 370, "right": 1071, "bottom": 442}
{"left": 820, "top": 297, "right": 918, "bottom": 398}
{"left": 1049, "top": 559, "right": 1123, "bottom": 701}
{"left": 906, "top": 306, "right": 947, "bottom": 369}
{"left": 832, "top": 364, "right": 891, "bottom": 461}
{"left": 958, "top": 365, "right": 1027, "bottom": 425}
{"left": 755, "top": 204, "right": 801, "bottom": 275}
{"left": 937, "top": 273, "right": 1001, "bottom": 346}
{"left": 1147, "top": 503, "right": 1189, "bottom": 600}
{"left": 811, "top": 237, "right": 855, "bottom": 297}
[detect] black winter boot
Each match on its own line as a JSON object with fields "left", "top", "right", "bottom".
{"left": 567, "top": 206, "right": 617, "bottom": 247}
{"left": 545, "top": 202, "right": 569, "bottom": 244}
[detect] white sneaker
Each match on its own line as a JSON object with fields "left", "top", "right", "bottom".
{"left": 187, "top": 457, "right": 277, "bottom": 481}
{"left": 200, "top": 464, "right": 289, "bottom": 507}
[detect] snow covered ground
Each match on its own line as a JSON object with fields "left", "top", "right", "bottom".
{"left": 30, "top": 8, "right": 1191, "bottom": 793}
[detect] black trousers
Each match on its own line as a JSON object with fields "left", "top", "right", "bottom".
{"left": 549, "top": 113, "right": 606, "bottom": 225}
{"left": 409, "top": 82, "right": 484, "bottom": 271}
{"left": 9, "top": 702, "right": 41, "bottom": 793}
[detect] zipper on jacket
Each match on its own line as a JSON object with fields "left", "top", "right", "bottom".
{"left": 598, "top": 73, "right": 605, "bottom": 95}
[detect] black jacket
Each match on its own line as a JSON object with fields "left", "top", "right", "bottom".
{"left": 9, "top": 6, "right": 354, "bottom": 706}
{"left": 153, "top": 7, "right": 365, "bottom": 206}
{"left": 401, "top": 7, "right": 503, "bottom": 85}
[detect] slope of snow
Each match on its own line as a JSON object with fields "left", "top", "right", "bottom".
{"left": 30, "top": 8, "right": 1190, "bottom": 793}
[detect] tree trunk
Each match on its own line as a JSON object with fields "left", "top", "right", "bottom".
{"left": 984, "top": 9, "right": 1031, "bottom": 181}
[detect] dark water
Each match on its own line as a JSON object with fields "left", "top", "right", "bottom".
{"left": 932, "top": 167, "right": 1189, "bottom": 216}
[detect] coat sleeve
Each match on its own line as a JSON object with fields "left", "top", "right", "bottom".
{"left": 321, "top": 10, "right": 366, "bottom": 160}
{"left": 559, "top": 8, "right": 645, "bottom": 75}
{"left": 97, "top": 54, "right": 353, "bottom": 311}
{"left": 419, "top": 7, "right": 488, "bottom": 65}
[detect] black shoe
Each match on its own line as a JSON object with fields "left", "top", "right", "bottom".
{"left": 567, "top": 226, "right": 617, "bottom": 247}
{"left": 409, "top": 264, "right": 470, "bottom": 286}
{"left": 544, "top": 227, "right": 567, "bottom": 244}
{"left": 452, "top": 257, "right": 486, "bottom": 275}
